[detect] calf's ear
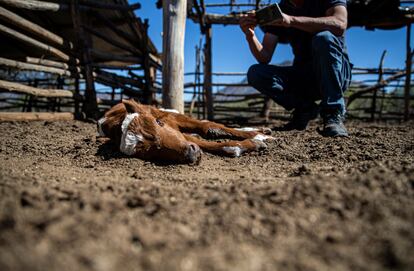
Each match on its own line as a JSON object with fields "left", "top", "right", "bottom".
{"left": 122, "top": 99, "right": 140, "bottom": 113}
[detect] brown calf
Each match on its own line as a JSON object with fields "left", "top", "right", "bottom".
{"left": 98, "top": 99, "right": 274, "bottom": 164}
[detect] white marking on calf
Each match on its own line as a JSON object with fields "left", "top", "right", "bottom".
{"left": 120, "top": 113, "right": 143, "bottom": 156}
{"left": 160, "top": 108, "right": 180, "bottom": 114}
{"left": 97, "top": 117, "right": 107, "bottom": 136}
{"left": 253, "top": 134, "right": 275, "bottom": 142}
{"left": 235, "top": 127, "right": 259, "bottom": 132}
{"left": 223, "top": 146, "right": 242, "bottom": 157}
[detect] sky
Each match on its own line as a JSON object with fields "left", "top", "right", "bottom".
{"left": 133, "top": 1, "right": 411, "bottom": 88}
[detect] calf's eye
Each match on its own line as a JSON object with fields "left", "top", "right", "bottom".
{"left": 156, "top": 119, "right": 164, "bottom": 127}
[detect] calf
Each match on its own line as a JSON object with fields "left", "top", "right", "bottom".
{"left": 98, "top": 99, "right": 273, "bottom": 164}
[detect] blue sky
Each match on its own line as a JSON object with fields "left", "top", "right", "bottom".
{"left": 133, "top": 1, "right": 410, "bottom": 88}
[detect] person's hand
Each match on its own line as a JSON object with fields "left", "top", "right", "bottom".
{"left": 266, "top": 12, "right": 293, "bottom": 27}
{"left": 239, "top": 11, "right": 257, "bottom": 38}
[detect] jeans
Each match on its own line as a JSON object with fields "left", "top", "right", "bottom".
{"left": 247, "top": 31, "right": 352, "bottom": 116}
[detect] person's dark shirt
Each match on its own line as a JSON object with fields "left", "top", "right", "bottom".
{"left": 260, "top": 0, "right": 347, "bottom": 64}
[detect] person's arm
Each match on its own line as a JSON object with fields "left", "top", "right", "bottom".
{"left": 239, "top": 13, "right": 278, "bottom": 64}
{"left": 268, "top": 5, "right": 347, "bottom": 37}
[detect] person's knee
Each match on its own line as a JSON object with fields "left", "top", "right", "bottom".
{"left": 312, "top": 31, "right": 335, "bottom": 53}
{"left": 247, "top": 64, "right": 264, "bottom": 86}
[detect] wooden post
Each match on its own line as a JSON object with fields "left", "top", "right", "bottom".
{"left": 204, "top": 24, "right": 214, "bottom": 120}
{"left": 142, "top": 19, "right": 153, "bottom": 104}
{"left": 162, "top": 0, "right": 187, "bottom": 113}
{"left": 371, "top": 50, "right": 387, "bottom": 121}
{"left": 404, "top": 23, "right": 412, "bottom": 121}
{"left": 71, "top": 0, "right": 98, "bottom": 119}
{"left": 261, "top": 97, "right": 273, "bottom": 122}
{"left": 74, "top": 77, "right": 80, "bottom": 117}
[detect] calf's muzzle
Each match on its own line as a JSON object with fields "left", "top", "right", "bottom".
{"left": 184, "top": 142, "right": 202, "bottom": 165}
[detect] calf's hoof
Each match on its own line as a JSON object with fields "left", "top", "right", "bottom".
{"left": 259, "top": 127, "right": 272, "bottom": 135}
{"left": 222, "top": 146, "right": 244, "bottom": 157}
{"left": 253, "top": 133, "right": 275, "bottom": 142}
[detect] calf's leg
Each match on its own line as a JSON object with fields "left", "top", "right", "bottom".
{"left": 183, "top": 134, "right": 267, "bottom": 157}
{"left": 172, "top": 114, "right": 271, "bottom": 140}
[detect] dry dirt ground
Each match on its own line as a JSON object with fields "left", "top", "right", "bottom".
{"left": 0, "top": 119, "right": 413, "bottom": 271}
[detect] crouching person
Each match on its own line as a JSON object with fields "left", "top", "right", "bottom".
{"left": 240, "top": 0, "right": 352, "bottom": 137}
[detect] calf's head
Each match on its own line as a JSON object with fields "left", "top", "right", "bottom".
{"left": 98, "top": 100, "right": 202, "bottom": 165}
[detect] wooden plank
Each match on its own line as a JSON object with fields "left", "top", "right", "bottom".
{"left": 0, "top": 112, "right": 74, "bottom": 122}
{"left": 0, "top": 57, "right": 71, "bottom": 76}
{"left": 75, "top": 0, "right": 141, "bottom": 11}
{"left": 0, "top": 6, "right": 72, "bottom": 49}
{"left": 96, "top": 70, "right": 145, "bottom": 90}
{"left": 0, "top": 0, "right": 62, "bottom": 11}
{"left": 0, "top": 23, "right": 70, "bottom": 61}
{"left": 347, "top": 71, "right": 407, "bottom": 106}
{"left": 0, "top": 0, "right": 140, "bottom": 12}
{"left": 90, "top": 49, "right": 143, "bottom": 64}
{"left": 91, "top": 63, "right": 142, "bottom": 70}
{"left": 162, "top": 0, "right": 187, "bottom": 114}
{"left": 188, "top": 12, "right": 241, "bottom": 25}
{"left": 0, "top": 80, "right": 73, "bottom": 98}
{"left": 26, "top": 57, "right": 69, "bottom": 69}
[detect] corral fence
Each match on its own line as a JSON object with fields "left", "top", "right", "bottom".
{"left": 0, "top": 0, "right": 161, "bottom": 122}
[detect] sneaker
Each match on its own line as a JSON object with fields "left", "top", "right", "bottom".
{"left": 319, "top": 113, "right": 349, "bottom": 137}
{"left": 275, "top": 106, "right": 319, "bottom": 131}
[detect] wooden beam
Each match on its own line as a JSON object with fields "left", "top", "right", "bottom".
{"left": 90, "top": 49, "right": 143, "bottom": 64}
{"left": 96, "top": 70, "right": 145, "bottom": 90}
{"left": 26, "top": 57, "right": 69, "bottom": 69}
{"left": 162, "top": 0, "right": 187, "bottom": 113}
{"left": 188, "top": 12, "right": 414, "bottom": 28}
{"left": 404, "top": 23, "right": 412, "bottom": 121}
{"left": 0, "top": 23, "right": 70, "bottom": 61}
{"left": 0, "top": 0, "right": 63, "bottom": 12}
{"left": 188, "top": 12, "right": 241, "bottom": 25}
{"left": 0, "top": 6, "right": 73, "bottom": 49}
{"left": 74, "top": 0, "right": 141, "bottom": 11}
{"left": 0, "top": 112, "right": 74, "bottom": 122}
{"left": 0, "top": 79, "right": 73, "bottom": 98}
{"left": 0, "top": 0, "right": 141, "bottom": 12}
{"left": 91, "top": 63, "right": 142, "bottom": 70}
{"left": 0, "top": 57, "right": 71, "bottom": 76}
{"left": 347, "top": 71, "right": 407, "bottom": 106}
{"left": 204, "top": 24, "right": 214, "bottom": 120}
